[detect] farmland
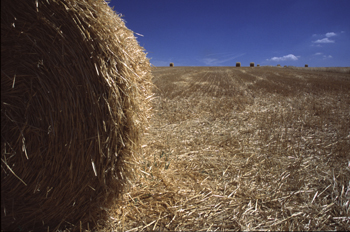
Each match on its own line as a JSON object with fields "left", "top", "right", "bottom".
{"left": 104, "top": 66, "right": 350, "bottom": 231}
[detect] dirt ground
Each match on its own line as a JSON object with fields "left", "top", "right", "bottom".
{"left": 102, "top": 66, "right": 350, "bottom": 231}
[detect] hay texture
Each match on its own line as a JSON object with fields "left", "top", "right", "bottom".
{"left": 1, "top": 0, "right": 152, "bottom": 231}
{"left": 103, "top": 66, "right": 350, "bottom": 231}
{"left": 170, "top": 62, "right": 174, "bottom": 67}
{"left": 250, "top": 62, "right": 254, "bottom": 67}
{"left": 236, "top": 62, "right": 241, "bottom": 67}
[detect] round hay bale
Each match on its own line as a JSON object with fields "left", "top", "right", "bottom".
{"left": 277, "top": 64, "right": 281, "bottom": 67}
{"left": 257, "top": 64, "right": 260, "bottom": 67}
{"left": 170, "top": 62, "right": 174, "bottom": 67}
{"left": 1, "top": 0, "right": 152, "bottom": 231}
{"left": 236, "top": 62, "right": 241, "bottom": 67}
{"left": 305, "top": 64, "right": 309, "bottom": 67}
{"left": 250, "top": 62, "right": 254, "bottom": 67}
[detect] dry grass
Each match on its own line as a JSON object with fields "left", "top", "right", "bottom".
{"left": 1, "top": 0, "right": 152, "bottom": 231}
{"left": 98, "top": 66, "right": 350, "bottom": 231}
{"left": 286, "top": 66, "right": 350, "bottom": 74}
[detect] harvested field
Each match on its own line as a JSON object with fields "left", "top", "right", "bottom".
{"left": 102, "top": 66, "right": 350, "bottom": 231}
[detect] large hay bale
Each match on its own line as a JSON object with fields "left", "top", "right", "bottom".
{"left": 250, "top": 62, "right": 254, "bottom": 67}
{"left": 305, "top": 64, "right": 308, "bottom": 67}
{"left": 236, "top": 62, "right": 241, "bottom": 67}
{"left": 170, "top": 62, "right": 174, "bottom": 67}
{"left": 1, "top": 0, "right": 152, "bottom": 231}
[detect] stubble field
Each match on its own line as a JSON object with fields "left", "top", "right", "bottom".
{"left": 104, "top": 66, "right": 350, "bottom": 231}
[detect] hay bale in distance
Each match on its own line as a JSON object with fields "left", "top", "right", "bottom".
{"left": 250, "top": 62, "right": 254, "bottom": 67}
{"left": 257, "top": 64, "right": 260, "bottom": 67}
{"left": 236, "top": 62, "right": 241, "bottom": 67}
{"left": 277, "top": 64, "right": 281, "bottom": 67}
{"left": 305, "top": 64, "right": 308, "bottom": 67}
{"left": 1, "top": 0, "right": 152, "bottom": 231}
{"left": 170, "top": 62, "right": 174, "bottom": 67}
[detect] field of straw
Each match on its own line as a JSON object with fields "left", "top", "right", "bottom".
{"left": 97, "top": 66, "right": 350, "bottom": 231}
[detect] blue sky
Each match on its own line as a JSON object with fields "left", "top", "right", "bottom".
{"left": 108, "top": 0, "right": 350, "bottom": 67}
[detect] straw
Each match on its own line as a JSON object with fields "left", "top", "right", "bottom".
{"left": 1, "top": 0, "right": 152, "bottom": 231}
{"left": 101, "top": 66, "right": 350, "bottom": 231}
